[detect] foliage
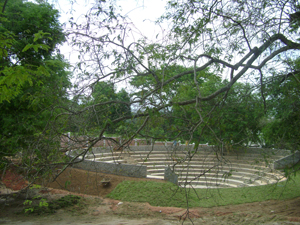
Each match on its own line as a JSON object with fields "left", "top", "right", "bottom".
{"left": 0, "top": 0, "right": 65, "bottom": 103}
{"left": 66, "top": 81, "right": 131, "bottom": 136}
{"left": 54, "top": 0, "right": 300, "bottom": 184}
{"left": 262, "top": 64, "right": 300, "bottom": 150}
{"left": 202, "top": 81, "right": 264, "bottom": 147}
{"left": 23, "top": 195, "right": 81, "bottom": 215}
{"left": 90, "top": 81, "right": 131, "bottom": 134}
{"left": 66, "top": 0, "right": 300, "bottom": 146}
{"left": 0, "top": 0, "right": 71, "bottom": 171}
{"left": 130, "top": 65, "right": 264, "bottom": 148}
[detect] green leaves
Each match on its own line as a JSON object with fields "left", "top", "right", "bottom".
{"left": 33, "top": 31, "right": 52, "bottom": 42}
{"left": 22, "top": 31, "right": 52, "bottom": 52}
{"left": 0, "top": 31, "right": 15, "bottom": 58}
{"left": 22, "top": 43, "right": 50, "bottom": 53}
{"left": 80, "top": 81, "right": 132, "bottom": 134}
{"left": 0, "top": 66, "right": 32, "bottom": 103}
{"left": 262, "top": 66, "right": 300, "bottom": 150}
{"left": 0, "top": 63, "right": 52, "bottom": 103}
{"left": 0, "top": 0, "right": 70, "bottom": 169}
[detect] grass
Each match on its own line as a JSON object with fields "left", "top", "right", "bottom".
{"left": 107, "top": 170, "right": 300, "bottom": 208}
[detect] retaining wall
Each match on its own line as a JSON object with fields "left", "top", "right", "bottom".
{"left": 164, "top": 166, "right": 178, "bottom": 185}
{"left": 67, "top": 149, "right": 147, "bottom": 178}
{"left": 229, "top": 147, "right": 291, "bottom": 156}
{"left": 273, "top": 151, "right": 300, "bottom": 169}
{"left": 127, "top": 145, "right": 291, "bottom": 156}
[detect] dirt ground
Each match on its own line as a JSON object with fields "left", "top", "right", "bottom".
{"left": 1, "top": 166, "right": 300, "bottom": 225}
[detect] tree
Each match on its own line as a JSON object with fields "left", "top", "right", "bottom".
{"left": 262, "top": 60, "right": 300, "bottom": 150}
{"left": 89, "top": 81, "right": 131, "bottom": 134}
{"left": 0, "top": 0, "right": 65, "bottom": 103}
{"left": 0, "top": 0, "right": 71, "bottom": 171}
{"left": 62, "top": 0, "right": 300, "bottom": 155}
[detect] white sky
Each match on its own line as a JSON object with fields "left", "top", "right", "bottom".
{"left": 52, "top": 0, "right": 259, "bottom": 90}
{"left": 54, "top": 0, "right": 167, "bottom": 64}
{"left": 50, "top": 0, "right": 168, "bottom": 92}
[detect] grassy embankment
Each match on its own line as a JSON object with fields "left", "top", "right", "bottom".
{"left": 107, "top": 166, "right": 300, "bottom": 208}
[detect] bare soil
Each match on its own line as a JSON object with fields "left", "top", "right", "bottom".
{"left": 1, "top": 166, "right": 300, "bottom": 224}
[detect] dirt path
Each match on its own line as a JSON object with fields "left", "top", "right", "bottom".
{"left": 1, "top": 166, "right": 300, "bottom": 224}
{"left": 2, "top": 192, "right": 300, "bottom": 225}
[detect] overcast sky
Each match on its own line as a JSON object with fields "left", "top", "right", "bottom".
{"left": 54, "top": 0, "right": 167, "bottom": 63}
{"left": 48, "top": 0, "right": 168, "bottom": 93}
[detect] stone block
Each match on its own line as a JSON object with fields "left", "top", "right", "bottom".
{"left": 164, "top": 166, "right": 178, "bottom": 185}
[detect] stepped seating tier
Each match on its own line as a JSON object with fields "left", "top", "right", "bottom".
{"left": 82, "top": 147, "right": 287, "bottom": 188}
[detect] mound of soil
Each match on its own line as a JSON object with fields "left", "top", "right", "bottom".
{"left": 43, "top": 166, "right": 167, "bottom": 197}
{"left": 1, "top": 167, "right": 28, "bottom": 190}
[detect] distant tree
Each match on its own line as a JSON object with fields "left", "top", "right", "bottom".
{"left": 262, "top": 59, "right": 300, "bottom": 150}
{"left": 51, "top": 0, "right": 299, "bottom": 163}
{"left": 88, "top": 81, "right": 131, "bottom": 134}
{"left": 0, "top": 0, "right": 296, "bottom": 218}
{"left": 129, "top": 64, "right": 264, "bottom": 149}
{"left": 67, "top": 81, "right": 131, "bottom": 136}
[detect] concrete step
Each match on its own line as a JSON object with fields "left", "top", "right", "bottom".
{"left": 86, "top": 152, "right": 125, "bottom": 157}
{"left": 120, "top": 155, "right": 279, "bottom": 166}
{"left": 147, "top": 167, "right": 280, "bottom": 177}
{"left": 95, "top": 160, "right": 127, "bottom": 164}
{"left": 145, "top": 173, "right": 240, "bottom": 188}
{"left": 146, "top": 175, "right": 163, "bottom": 179}
{"left": 130, "top": 151, "right": 284, "bottom": 158}
{"left": 178, "top": 180, "right": 239, "bottom": 188}
{"left": 133, "top": 153, "right": 279, "bottom": 160}
{"left": 87, "top": 156, "right": 124, "bottom": 161}
{"left": 147, "top": 171, "right": 277, "bottom": 186}
{"left": 147, "top": 167, "right": 282, "bottom": 186}
{"left": 181, "top": 184, "right": 226, "bottom": 188}
{"left": 181, "top": 183, "right": 241, "bottom": 188}
{"left": 134, "top": 156, "right": 279, "bottom": 166}
{"left": 141, "top": 162, "right": 273, "bottom": 172}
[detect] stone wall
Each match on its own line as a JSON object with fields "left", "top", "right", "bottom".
{"left": 61, "top": 135, "right": 176, "bottom": 148}
{"left": 231, "top": 147, "right": 291, "bottom": 156}
{"left": 72, "top": 158, "right": 147, "bottom": 178}
{"left": 66, "top": 149, "right": 147, "bottom": 178}
{"left": 91, "top": 147, "right": 113, "bottom": 153}
{"left": 273, "top": 151, "right": 300, "bottom": 169}
{"left": 164, "top": 166, "right": 178, "bottom": 185}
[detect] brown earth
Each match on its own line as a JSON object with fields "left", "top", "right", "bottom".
{"left": 45, "top": 166, "right": 168, "bottom": 197}
{"left": 1, "top": 166, "right": 300, "bottom": 224}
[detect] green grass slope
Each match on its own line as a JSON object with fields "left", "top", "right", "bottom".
{"left": 107, "top": 170, "right": 300, "bottom": 208}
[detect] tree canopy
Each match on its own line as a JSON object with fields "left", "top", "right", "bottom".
{"left": 0, "top": 0, "right": 66, "bottom": 103}
{"left": 0, "top": 0, "right": 71, "bottom": 170}
{"left": 62, "top": 0, "right": 299, "bottom": 153}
